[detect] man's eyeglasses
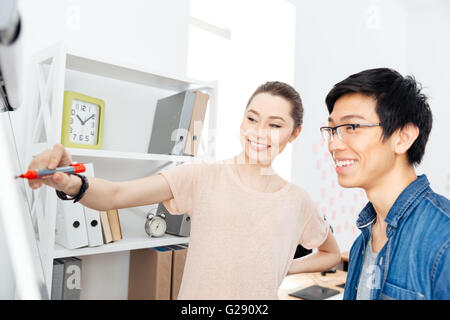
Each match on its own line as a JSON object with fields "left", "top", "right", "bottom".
{"left": 320, "top": 123, "right": 382, "bottom": 142}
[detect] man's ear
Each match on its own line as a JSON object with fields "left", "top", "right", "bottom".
{"left": 394, "top": 123, "right": 419, "bottom": 155}
{"left": 289, "top": 126, "right": 302, "bottom": 143}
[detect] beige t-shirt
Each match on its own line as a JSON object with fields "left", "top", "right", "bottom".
{"left": 159, "top": 161, "right": 328, "bottom": 300}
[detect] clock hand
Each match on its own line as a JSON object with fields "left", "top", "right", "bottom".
{"left": 84, "top": 114, "right": 95, "bottom": 123}
{"left": 76, "top": 114, "right": 85, "bottom": 125}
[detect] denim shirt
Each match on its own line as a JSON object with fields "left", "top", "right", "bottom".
{"left": 343, "top": 175, "right": 450, "bottom": 300}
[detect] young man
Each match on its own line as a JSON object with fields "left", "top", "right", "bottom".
{"left": 321, "top": 68, "right": 449, "bottom": 300}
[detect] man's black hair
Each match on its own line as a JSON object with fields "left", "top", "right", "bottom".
{"left": 325, "top": 68, "right": 433, "bottom": 166}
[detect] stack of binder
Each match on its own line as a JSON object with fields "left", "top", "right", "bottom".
{"left": 167, "top": 244, "right": 188, "bottom": 300}
{"left": 51, "top": 257, "right": 82, "bottom": 300}
{"left": 99, "top": 209, "right": 123, "bottom": 244}
{"left": 148, "top": 89, "right": 210, "bottom": 156}
{"left": 128, "top": 244, "right": 188, "bottom": 300}
{"left": 55, "top": 163, "right": 123, "bottom": 250}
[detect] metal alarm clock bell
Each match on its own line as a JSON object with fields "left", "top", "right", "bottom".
{"left": 144, "top": 208, "right": 167, "bottom": 237}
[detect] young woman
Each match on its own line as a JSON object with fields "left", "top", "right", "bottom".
{"left": 28, "top": 81, "right": 340, "bottom": 299}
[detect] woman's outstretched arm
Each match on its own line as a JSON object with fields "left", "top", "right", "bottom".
{"left": 27, "top": 143, "right": 174, "bottom": 211}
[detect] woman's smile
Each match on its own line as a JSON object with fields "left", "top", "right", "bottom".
{"left": 247, "top": 138, "right": 271, "bottom": 152}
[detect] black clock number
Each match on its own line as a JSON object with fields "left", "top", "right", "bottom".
{"left": 73, "top": 133, "right": 77, "bottom": 140}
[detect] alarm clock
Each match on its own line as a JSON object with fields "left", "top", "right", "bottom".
{"left": 144, "top": 209, "right": 167, "bottom": 238}
{"left": 61, "top": 91, "right": 105, "bottom": 149}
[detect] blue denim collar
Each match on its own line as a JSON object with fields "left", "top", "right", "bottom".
{"left": 356, "top": 174, "right": 430, "bottom": 229}
{"left": 356, "top": 202, "right": 377, "bottom": 229}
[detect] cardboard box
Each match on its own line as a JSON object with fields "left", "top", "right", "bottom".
{"left": 164, "top": 245, "right": 188, "bottom": 300}
{"left": 128, "top": 247, "right": 172, "bottom": 300}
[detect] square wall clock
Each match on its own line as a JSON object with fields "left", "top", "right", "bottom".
{"left": 61, "top": 91, "right": 105, "bottom": 149}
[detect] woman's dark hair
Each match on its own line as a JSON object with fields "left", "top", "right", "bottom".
{"left": 325, "top": 68, "right": 432, "bottom": 166}
{"left": 247, "top": 81, "right": 303, "bottom": 128}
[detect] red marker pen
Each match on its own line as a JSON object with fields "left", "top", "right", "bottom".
{"left": 15, "top": 163, "right": 86, "bottom": 180}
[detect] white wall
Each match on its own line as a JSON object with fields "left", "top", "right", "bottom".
{"left": 406, "top": 0, "right": 450, "bottom": 197}
{"left": 8, "top": 0, "right": 190, "bottom": 299}
{"left": 187, "top": 0, "right": 296, "bottom": 180}
{"left": 290, "top": 0, "right": 450, "bottom": 251}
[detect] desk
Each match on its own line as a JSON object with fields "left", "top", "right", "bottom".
{"left": 278, "top": 271, "right": 347, "bottom": 300}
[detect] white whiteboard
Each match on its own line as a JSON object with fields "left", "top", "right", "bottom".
{"left": 0, "top": 110, "right": 47, "bottom": 299}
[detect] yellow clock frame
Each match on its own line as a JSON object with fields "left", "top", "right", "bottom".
{"left": 61, "top": 91, "right": 105, "bottom": 150}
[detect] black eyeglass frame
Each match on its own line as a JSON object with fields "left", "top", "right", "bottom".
{"left": 319, "top": 123, "right": 382, "bottom": 141}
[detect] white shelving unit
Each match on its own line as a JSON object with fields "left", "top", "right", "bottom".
{"left": 66, "top": 148, "right": 196, "bottom": 163}
{"left": 53, "top": 212, "right": 190, "bottom": 259}
{"left": 24, "top": 42, "right": 217, "bottom": 298}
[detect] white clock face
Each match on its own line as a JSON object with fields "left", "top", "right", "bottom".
{"left": 69, "top": 99, "right": 100, "bottom": 145}
{"left": 150, "top": 217, "right": 167, "bottom": 237}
